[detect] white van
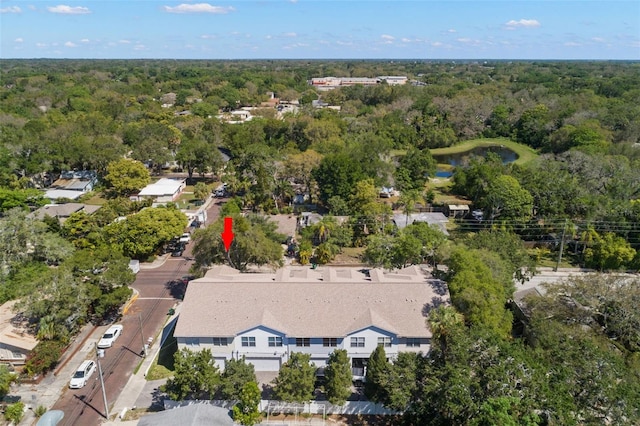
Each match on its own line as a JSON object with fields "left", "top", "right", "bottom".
{"left": 69, "top": 360, "right": 96, "bottom": 389}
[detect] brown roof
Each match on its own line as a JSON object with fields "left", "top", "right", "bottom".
{"left": 174, "top": 265, "right": 448, "bottom": 339}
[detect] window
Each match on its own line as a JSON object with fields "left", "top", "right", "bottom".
{"left": 323, "top": 338, "right": 338, "bottom": 347}
{"left": 406, "top": 338, "right": 421, "bottom": 347}
{"left": 350, "top": 337, "right": 365, "bottom": 348}
{"left": 377, "top": 337, "right": 392, "bottom": 347}
{"left": 296, "top": 338, "right": 310, "bottom": 347}
{"left": 241, "top": 336, "right": 256, "bottom": 347}
{"left": 185, "top": 337, "right": 199, "bottom": 347}
{"left": 212, "top": 337, "right": 228, "bottom": 346}
{"left": 268, "top": 336, "right": 283, "bottom": 347}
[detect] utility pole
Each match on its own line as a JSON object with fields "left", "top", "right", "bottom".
{"left": 555, "top": 219, "right": 568, "bottom": 272}
{"left": 95, "top": 343, "right": 110, "bottom": 419}
{"left": 139, "top": 313, "right": 147, "bottom": 357}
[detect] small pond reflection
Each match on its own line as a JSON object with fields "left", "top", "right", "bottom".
{"left": 434, "top": 145, "right": 518, "bottom": 178}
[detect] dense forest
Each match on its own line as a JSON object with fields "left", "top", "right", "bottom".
{"left": 1, "top": 59, "right": 640, "bottom": 424}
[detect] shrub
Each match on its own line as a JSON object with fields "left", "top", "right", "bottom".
{"left": 25, "top": 340, "right": 66, "bottom": 377}
{"left": 4, "top": 401, "right": 25, "bottom": 424}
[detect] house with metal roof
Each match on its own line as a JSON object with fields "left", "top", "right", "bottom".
{"left": 392, "top": 212, "right": 450, "bottom": 236}
{"left": 136, "top": 178, "right": 186, "bottom": 203}
{"left": 174, "top": 265, "right": 448, "bottom": 379}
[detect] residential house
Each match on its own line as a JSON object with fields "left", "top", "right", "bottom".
{"left": 29, "top": 203, "right": 102, "bottom": 225}
{"left": 0, "top": 301, "right": 38, "bottom": 366}
{"left": 138, "top": 403, "right": 238, "bottom": 426}
{"left": 174, "top": 265, "right": 448, "bottom": 379}
{"left": 136, "top": 178, "right": 186, "bottom": 203}
{"left": 44, "top": 170, "right": 98, "bottom": 201}
{"left": 392, "top": 212, "right": 450, "bottom": 235}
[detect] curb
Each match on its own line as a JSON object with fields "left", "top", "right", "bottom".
{"left": 53, "top": 324, "right": 98, "bottom": 377}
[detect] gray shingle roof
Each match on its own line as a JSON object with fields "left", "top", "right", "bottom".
{"left": 137, "top": 404, "right": 237, "bottom": 426}
{"left": 174, "top": 266, "right": 448, "bottom": 339}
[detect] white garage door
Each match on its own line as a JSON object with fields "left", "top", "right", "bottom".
{"left": 311, "top": 358, "right": 327, "bottom": 368}
{"left": 246, "top": 357, "right": 281, "bottom": 372}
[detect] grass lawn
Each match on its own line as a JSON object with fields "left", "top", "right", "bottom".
{"left": 429, "top": 137, "right": 538, "bottom": 165}
{"left": 145, "top": 325, "right": 178, "bottom": 381}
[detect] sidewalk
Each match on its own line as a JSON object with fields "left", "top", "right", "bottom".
{"left": 13, "top": 324, "right": 100, "bottom": 425}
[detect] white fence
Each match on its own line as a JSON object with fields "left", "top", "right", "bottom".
{"left": 164, "top": 399, "right": 399, "bottom": 416}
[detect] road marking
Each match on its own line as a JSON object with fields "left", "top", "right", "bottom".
{"left": 136, "top": 297, "right": 176, "bottom": 300}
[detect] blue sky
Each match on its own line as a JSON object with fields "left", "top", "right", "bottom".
{"left": 1, "top": 1, "right": 639, "bottom": 60}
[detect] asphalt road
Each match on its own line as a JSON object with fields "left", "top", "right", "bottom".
{"left": 50, "top": 199, "right": 223, "bottom": 426}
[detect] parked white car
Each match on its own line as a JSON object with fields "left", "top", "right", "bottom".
{"left": 179, "top": 233, "right": 191, "bottom": 244}
{"left": 69, "top": 360, "right": 96, "bottom": 389}
{"left": 97, "top": 324, "right": 123, "bottom": 349}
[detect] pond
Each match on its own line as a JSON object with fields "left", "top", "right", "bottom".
{"left": 434, "top": 145, "right": 518, "bottom": 178}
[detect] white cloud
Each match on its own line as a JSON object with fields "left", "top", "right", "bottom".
{"left": 401, "top": 38, "right": 412, "bottom": 43}
{"left": 381, "top": 34, "right": 395, "bottom": 40}
{"left": 119, "top": 39, "right": 132, "bottom": 44}
{"left": 265, "top": 35, "right": 273, "bottom": 40}
{"left": 163, "top": 3, "right": 234, "bottom": 14}
{"left": 14, "top": 38, "right": 23, "bottom": 43}
{"left": 0, "top": 6, "right": 21, "bottom": 13}
{"left": 505, "top": 19, "right": 541, "bottom": 29}
{"left": 36, "top": 43, "right": 47, "bottom": 48}
{"left": 81, "top": 38, "right": 90, "bottom": 43}
{"left": 201, "top": 34, "right": 218, "bottom": 39}
{"left": 47, "top": 5, "right": 91, "bottom": 14}
{"left": 133, "top": 44, "right": 147, "bottom": 51}
{"left": 564, "top": 41, "right": 581, "bottom": 46}
{"left": 447, "top": 29, "right": 456, "bottom": 33}
{"left": 591, "top": 37, "right": 605, "bottom": 43}
{"left": 283, "top": 32, "right": 297, "bottom": 38}
{"left": 64, "top": 41, "right": 77, "bottom": 47}
{"left": 431, "top": 41, "right": 443, "bottom": 47}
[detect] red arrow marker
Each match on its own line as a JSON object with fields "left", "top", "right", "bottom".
{"left": 221, "top": 217, "right": 235, "bottom": 252}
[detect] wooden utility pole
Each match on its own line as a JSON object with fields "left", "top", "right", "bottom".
{"left": 555, "top": 219, "right": 568, "bottom": 272}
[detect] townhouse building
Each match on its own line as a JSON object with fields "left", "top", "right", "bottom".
{"left": 174, "top": 265, "right": 448, "bottom": 379}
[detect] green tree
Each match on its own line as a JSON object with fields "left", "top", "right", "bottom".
{"left": 163, "top": 348, "right": 221, "bottom": 401}
{"left": 192, "top": 214, "right": 283, "bottom": 272}
{"left": 324, "top": 349, "right": 352, "bottom": 405}
{"left": 394, "top": 147, "right": 436, "bottom": 192}
{"left": 381, "top": 352, "right": 419, "bottom": 411}
{"left": 220, "top": 356, "right": 257, "bottom": 400}
{"left": 0, "top": 365, "right": 16, "bottom": 399}
{"left": 193, "top": 182, "right": 210, "bottom": 201}
{"left": 362, "top": 234, "right": 395, "bottom": 269}
{"left": 103, "top": 158, "right": 151, "bottom": 197}
{"left": 273, "top": 352, "right": 316, "bottom": 403}
{"left": 584, "top": 232, "right": 636, "bottom": 271}
{"left": 0, "top": 188, "right": 46, "bottom": 212}
{"left": 232, "top": 381, "right": 262, "bottom": 426}
{"left": 446, "top": 247, "right": 514, "bottom": 337}
{"left": 313, "top": 152, "right": 365, "bottom": 206}
{"left": 483, "top": 175, "right": 533, "bottom": 222}
{"left": 104, "top": 206, "right": 187, "bottom": 259}
{"left": 364, "top": 345, "right": 389, "bottom": 403}
{"left": 17, "top": 267, "right": 90, "bottom": 335}
{"left": 427, "top": 305, "right": 465, "bottom": 357}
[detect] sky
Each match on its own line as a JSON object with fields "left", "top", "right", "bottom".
{"left": 1, "top": 0, "right": 639, "bottom": 60}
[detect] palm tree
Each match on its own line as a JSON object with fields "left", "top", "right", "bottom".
{"left": 399, "top": 189, "right": 422, "bottom": 227}
{"left": 427, "top": 306, "right": 464, "bottom": 356}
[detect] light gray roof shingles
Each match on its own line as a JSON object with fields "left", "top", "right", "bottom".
{"left": 174, "top": 266, "right": 448, "bottom": 339}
